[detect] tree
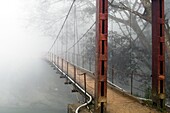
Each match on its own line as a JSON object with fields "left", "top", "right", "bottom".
{"left": 80, "top": 0, "right": 170, "bottom": 97}
{"left": 33, "top": 0, "right": 170, "bottom": 98}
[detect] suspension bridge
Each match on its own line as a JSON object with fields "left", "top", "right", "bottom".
{"left": 45, "top": 0, "right": 169, "bottom": 113}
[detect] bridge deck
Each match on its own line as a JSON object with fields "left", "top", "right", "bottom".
{"left": 57, "top": 58, "right": 160, "bottom": 113}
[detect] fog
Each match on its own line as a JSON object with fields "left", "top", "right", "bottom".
{"left": 0, "top": 1, "right": 78, "bottom": 112}
{"left": 0, "top": 0, "right": 169, "bottom": 112}
{"left": 0, "top": 0, "right": 52, "bottom": 61}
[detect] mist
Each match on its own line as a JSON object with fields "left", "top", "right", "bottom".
{"left": 0, "top": 0, "right": 169, "bottom": 112}
{"left": 0, "top": 1, "right": 78, "bottom": 113}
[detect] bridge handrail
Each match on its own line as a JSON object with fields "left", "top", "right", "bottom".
{"left": 52, "top": 62, "right": 92, "bottom": 113}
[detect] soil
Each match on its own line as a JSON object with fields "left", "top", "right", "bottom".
{"left": 59, "top": 59, "right": 161, "bottom": 113}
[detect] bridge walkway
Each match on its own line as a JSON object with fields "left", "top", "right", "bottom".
{"left": 55, "top": 58, "right": 160, "bottom": 113}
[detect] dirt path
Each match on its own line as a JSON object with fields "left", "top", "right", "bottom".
{"left": 58, "top": 59, "right": 160, "bottom": 113}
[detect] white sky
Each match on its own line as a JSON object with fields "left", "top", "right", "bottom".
{"left": 0, "top": 0, "right": 50, "bottom": 61}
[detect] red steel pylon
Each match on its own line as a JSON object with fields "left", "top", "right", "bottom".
{"left": 95, "top": 0, "right": 108, "bottom": 112}
{"left": 152, "top": 0, "right": 166, "bottom": 109}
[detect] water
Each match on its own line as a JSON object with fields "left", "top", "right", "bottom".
{"left": 0, "top": 57, "right": 77, "bottom": 113}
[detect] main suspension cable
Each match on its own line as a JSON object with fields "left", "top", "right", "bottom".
{"left": 48, "top": 0, "right": 76, "bottom": 52}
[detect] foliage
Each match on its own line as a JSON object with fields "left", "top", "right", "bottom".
{"left": 34, "top": 0, "right": 170, "bottom": 99}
